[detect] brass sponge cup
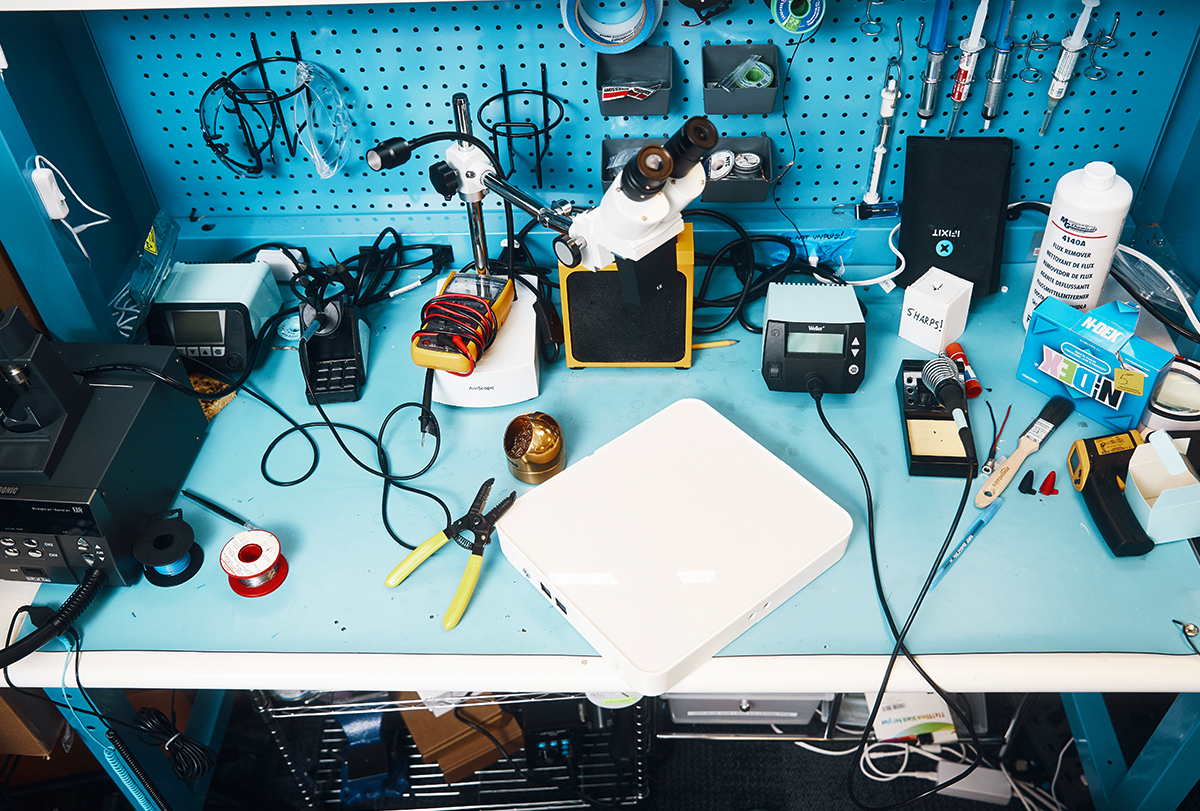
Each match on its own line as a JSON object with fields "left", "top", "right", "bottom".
{"left": 503, "top": 412, "right": 565, "bottom": 484}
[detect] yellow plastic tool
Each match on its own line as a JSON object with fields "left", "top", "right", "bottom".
{"left": 383, "top": 478, "right": 515, "bottom": 630}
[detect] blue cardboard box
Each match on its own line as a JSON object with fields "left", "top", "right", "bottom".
{"left": 1017, "top": 298, "right": 1175, "bottom": 431}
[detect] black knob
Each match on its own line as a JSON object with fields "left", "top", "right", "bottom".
{"left": 553, "top": 235, "right": 584, "bottom": 268}
{"left": 429, "top": 161, "right": 460, "bottom": 199}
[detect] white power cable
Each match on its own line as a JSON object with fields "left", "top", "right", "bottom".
{"left": 1050, "top": 737, "right": 1075, "bottom": 811}
{"left": 33, "top": 155, "right": 112, "bottom": 263}
{"left": 821, "top": 222, "right": 905, "bottom": 287}
{"left": 1115, "top": 243, "right": 1200, "bottom": 337}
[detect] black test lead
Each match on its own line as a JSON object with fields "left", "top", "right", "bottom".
{"left": 181, "top": 489, "right": 255, "bottom": 530}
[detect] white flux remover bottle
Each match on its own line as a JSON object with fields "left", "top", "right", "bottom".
{"left": 1023, "top": 161, "right": 1132, "bottom": 327}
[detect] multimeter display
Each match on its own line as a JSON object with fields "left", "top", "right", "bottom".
{"left": 785, "top": 331, "right": 844, "bottom": 355}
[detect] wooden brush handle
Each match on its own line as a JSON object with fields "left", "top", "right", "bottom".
{"left": 975, "top": 436, "right": 1039, "bottom": 508}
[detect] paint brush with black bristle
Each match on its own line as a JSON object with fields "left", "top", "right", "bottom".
{"left": 975, "top": 395, "right": 1075, "bottom": 508}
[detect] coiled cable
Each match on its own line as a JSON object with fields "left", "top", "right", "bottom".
{"left": 135, "top": 706, "right": 217, "bottom": 782}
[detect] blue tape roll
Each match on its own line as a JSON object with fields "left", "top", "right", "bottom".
{"left": 561, "top": 0, "right": 663, "bottom": 54}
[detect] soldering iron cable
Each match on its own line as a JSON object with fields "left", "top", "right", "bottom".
{"left": 804, "top": 382, "right": 984, "bottom": 808}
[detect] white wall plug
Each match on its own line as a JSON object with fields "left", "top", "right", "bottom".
{"left": 32, "top": 167, "right": 70, "bottom": 221}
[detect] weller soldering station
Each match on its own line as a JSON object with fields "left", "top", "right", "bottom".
{"left": 3, "top": 1, "right": 1200, "bottom": 809}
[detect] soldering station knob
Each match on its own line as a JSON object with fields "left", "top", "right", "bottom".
{"left": 553, "top": 235, "right": 584, "bottom": 268}
{"left": 366, "top": 137, "right": 413, "bottom": 171}
{"left": 429, "top": 161, "right": 461, "bottom": 199}
{"left": 620, "top": 146, "right": 674, "bottom": 202}
{"left": 664, "top": 116, "right": 719, "bottom": 178}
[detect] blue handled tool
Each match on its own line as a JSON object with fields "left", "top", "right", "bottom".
{"left": 931, "top": 497, "right": 1004, "bottom": 589}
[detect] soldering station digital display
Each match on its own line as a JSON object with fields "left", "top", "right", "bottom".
{"left": 761, "top": 283, "right": 866, "bottom": 394}
{"left": 145, "top": 261, "right": 283, "bottom": 372}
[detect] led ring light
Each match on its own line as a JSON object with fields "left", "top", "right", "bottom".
{"left": 562, "top": 0, "right": 664, "bottom": 53}
{"left": 1144, "top": 358, "right": 1200, "bottom": 431}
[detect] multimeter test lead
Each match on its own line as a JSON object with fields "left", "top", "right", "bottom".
{"left": 930, "top": 497, "right": 1004, "bottom": 589}
{"left": 181, "top": 490, "right": 256, "bottom": 530}
{"left": 1040, "top": 0, "right": 1100, "bottom": 137}
{"left": 918, "top": 0, "right": 954, "bottom": 131}
{"left": 981, "top": 0, "right": 1016, "bottom": 129}
{"left": 946, "top": 0, "right": 991, "bottom": 137}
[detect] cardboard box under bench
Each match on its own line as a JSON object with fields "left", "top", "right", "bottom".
{"left": 397, "top": 692, "right": 524, "bottom": 784}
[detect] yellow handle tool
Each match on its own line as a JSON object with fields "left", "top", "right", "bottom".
{"left": 384, "top": 532, "right": 450, "bottom": 588}
{"left": 443, "top": 554, "right": 483, "bottom": 630}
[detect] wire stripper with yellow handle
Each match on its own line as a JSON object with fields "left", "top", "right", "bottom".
{"left": 384, "top": 478, "right": 516, "bottom": 629}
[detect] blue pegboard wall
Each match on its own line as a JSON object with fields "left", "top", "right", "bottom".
{"left": 79, "top": 0, "right": 1199, "bottom": 227}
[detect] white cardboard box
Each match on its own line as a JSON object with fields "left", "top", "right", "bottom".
{"left": 898, "top": 267, "right": 973, "bottom": 353}
{"left": 1125, "top": 433, "right": 1200, "bottom": 543}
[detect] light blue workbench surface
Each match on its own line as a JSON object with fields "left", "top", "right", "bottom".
{"left": 18, "top": 263, "right": 1200, "bottom": 692}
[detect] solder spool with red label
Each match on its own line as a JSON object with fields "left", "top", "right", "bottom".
{"left": 220, "top": 529, "right": 288, "bottom": 597}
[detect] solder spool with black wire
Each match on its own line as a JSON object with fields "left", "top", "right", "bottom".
{"left": 133, "top": 510, "right": 204, "bottom": 587}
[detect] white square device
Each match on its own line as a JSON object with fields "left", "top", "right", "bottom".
{"left": 496, "top": 398, "right": 853, "bottom": 695}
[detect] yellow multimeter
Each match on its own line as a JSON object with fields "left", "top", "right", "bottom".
{"left": 411, "top": 272, "right": 515, "bottom": 375}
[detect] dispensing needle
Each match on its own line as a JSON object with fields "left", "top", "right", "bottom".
{"left": 982, "top": 0, "right": 1016, "bottom": 129}
{"left": 946, "top": 0, "right": 991, "bottom": 137}
{"left": 1040, "top": 0, "right": 1100, "bottom": 136}
{"left": 918, "top": 0, "right": 953, "bottom": 131}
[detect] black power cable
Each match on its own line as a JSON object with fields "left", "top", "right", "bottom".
{"left": 135, "top": 703, "right": 217, "bottom": 782}
{"left": 4, "top": 607, "right": 215, "bottom": 786}
{"left": 803, "top": 376, "right": 985, "bottom": 809}
{"left": 686, "top": 209, "right": 839, "bottom": 335}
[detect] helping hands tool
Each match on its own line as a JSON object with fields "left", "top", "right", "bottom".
{"left": 976, "top": 395, "right": 1075, "bottom": 507}
{"left": 384, "top": 478, "right": 516, "bottom": 629}
{"left": 1040, "top": 0, "right": 1100, "bottom": 136}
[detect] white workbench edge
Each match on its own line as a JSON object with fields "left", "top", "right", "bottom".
{"left": 9, "top": 650, "right": 1200, "bottom": 695}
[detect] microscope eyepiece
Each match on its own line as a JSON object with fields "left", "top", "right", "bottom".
{"left": 619, "top": 146, "right": 674, "bottom": 201}
{"left": 663, "top": 117, "right": 719, "bottom": 178}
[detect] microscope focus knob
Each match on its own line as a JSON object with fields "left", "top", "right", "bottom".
{"left": 553, "top": 235, "right": 584, "bottom": 268}
{"left": 429, "top": 161, "right": 460, "bottom": 199}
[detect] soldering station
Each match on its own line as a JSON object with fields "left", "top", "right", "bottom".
{"left": 2, "top": 0, "right": 1200, "bottom": 809}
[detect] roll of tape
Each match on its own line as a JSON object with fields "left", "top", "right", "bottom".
{"left": 736, "top": 60, "right": 774, "bottom": 89}
{"left": 707, "top": 149, "right": 735, "bottom": 181}
{"left": 562, "top": 0, "right": 664, "bottom": 54}
{"left": 734, "top": 152, "right": 763, "bottom": 175}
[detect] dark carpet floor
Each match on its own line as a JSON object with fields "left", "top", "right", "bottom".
{"left": 8, "top": 690, "right": 1200, "bottom": 811}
